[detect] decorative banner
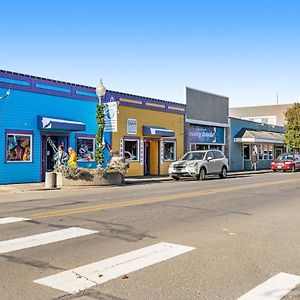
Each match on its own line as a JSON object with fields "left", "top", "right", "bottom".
{"left": 140, "top": 140, "right": 144, "bottom": 165}
{"left": 160, "top": 141, "right": 164, "bottom": 165}
{"left": 120, "top": 139, "right": 124, "bottom": 157}
{"left": 189, "top": 125, "right": 225, "bottom": 144}
{"left": 104, "top": 102, "right": 118, "bottom": 132}
{"left": 127, "top": 118, "right": 137, "bottom": 135}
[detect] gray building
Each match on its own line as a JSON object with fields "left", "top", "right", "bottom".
{"left": 185, "top": 87, "right": 229, "bottom": 154}
{"left": 230, "top": 104, "right": 293, "bottom": 126}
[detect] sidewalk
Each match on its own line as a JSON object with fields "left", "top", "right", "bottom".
{"left": 0, "top": 169, "right": 272, "bottom": 193}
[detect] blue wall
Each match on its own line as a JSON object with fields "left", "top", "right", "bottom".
{"left": 0, "top": 87, "right": 111, "bottom": 184}
{"left": 229, "top": 117, "right": 285, "bottom": 171}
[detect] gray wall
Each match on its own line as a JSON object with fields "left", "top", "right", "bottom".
{"left": 185, "top": 87, "right": 229, "bottom": 125}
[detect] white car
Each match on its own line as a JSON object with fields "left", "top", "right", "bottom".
{"left": 168, "top": 150, "right": 229, "bottom": 181}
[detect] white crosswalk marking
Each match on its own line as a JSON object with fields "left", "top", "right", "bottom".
{"left": 0, "top": 227, "right": 98, "bottom": 254}
{"left": 0, "top": 217, "right": 30, "bottom": 225}
{"left": 238, "top": 272, "right": 300, "bottom": 300}
{"left": 34, "top": 242, "right": 195, "bottom": 294}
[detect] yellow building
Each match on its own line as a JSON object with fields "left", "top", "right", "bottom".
{"left": 108, "top": 91, "right": 185, "bottom": 176}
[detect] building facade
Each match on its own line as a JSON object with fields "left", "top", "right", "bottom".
{"left": 185, "top": 87, "right": 229, "bottom": 154}
{"left": 229, "top": 117, "right": 285, "bottom": 171}
{"left": 0, "top": 70, "right": 185, "bottom": 184}
{"left": 230, "top": 104, "right": 293, "bottom": 126}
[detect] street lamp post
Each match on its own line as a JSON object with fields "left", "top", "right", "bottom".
{"left": 95, "top": 80, "right": 107, "bottom": 166}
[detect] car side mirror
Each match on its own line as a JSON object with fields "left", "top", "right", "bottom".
{"left": 207, "top": 156, "right": 213, "bottom": 161}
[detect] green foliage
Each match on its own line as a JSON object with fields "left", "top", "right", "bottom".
{"left": 284, "top": 103, "right": 300, "bottom": 150}
{"left": 95, "top": 103, "right": 105, "bottom": 165}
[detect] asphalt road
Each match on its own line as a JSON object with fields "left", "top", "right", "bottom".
{"left": 0, "top": 172, "right": 300, "bottom": 300}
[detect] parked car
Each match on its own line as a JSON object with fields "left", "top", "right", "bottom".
{"left": 271, "top": 152, "right": 300, "bottom": 172}
{"left": 168, "top": 150, "right": 229, "bottom": 181}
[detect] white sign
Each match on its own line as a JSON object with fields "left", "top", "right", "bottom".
{"left": 127, "top": 118, "right": 137, "bottom": 135}
{"left": 104, "top": 102, "right": 118, "bottom": 132}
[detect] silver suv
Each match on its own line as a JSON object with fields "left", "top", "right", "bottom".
{"left": 168, "top": 150, "right": 228, "bottom": 181}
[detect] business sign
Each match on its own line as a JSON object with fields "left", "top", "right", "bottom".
{"left": 189, "top": 125, "right": 225, "bottom": 144}
{"left": 104, "top": 102, "right": 118, "bottom": 132}
{"left": 127, "top": 118, "right": 137, "bottom": 135}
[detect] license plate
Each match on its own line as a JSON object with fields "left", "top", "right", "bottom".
{"left": 277, "top": 166, "right": 282, "bottom": 169}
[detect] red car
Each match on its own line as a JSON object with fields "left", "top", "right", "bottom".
{"left": 271, "top": 152, "right": 300, "bottom": 172}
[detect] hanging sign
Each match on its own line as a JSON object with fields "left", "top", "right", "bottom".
{"left": 104, "top": 102, "right": 118, "bottom": 132}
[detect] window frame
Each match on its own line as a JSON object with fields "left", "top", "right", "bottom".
{"left": 75, "top": 134, "right": 96, "bottom": 162}
{"left": 123, "top": 138, "right": 140, "bottom": 162}
{"left": 163, "top": 140, "right": 176, "bottom": 162}
{"left": 5, "top": 130, "right": 34, "bottom": 163}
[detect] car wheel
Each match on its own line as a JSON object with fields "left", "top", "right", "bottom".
{"left": 292, "top": 164, "right": 296, "bottom": 172}
{"left": 171, "top": 176, "right": 180, "bottom": 181}
{"left": 219, "top": 166, "right": 227, "bottom": 179}
{"left": 198, "top": 168, "right": 206, "bottom": 181}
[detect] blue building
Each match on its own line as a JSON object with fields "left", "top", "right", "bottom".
{"left": 0, "top": 70, "right": 115, "bottom": 184}
{"left": 229, "top": 117, "right": 285, "bottom": 171}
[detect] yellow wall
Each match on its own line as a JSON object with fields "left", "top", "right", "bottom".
{"left": 112, "top": 105, "right": 184, "bottom": 176}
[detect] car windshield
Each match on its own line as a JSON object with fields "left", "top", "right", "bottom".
{"left": 181, "top": 152, "right": 205, "bottom": 161}
{"left": 277, "top": 154, "right": 294, "bottom": 160}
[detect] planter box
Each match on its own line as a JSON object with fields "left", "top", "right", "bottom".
{"left": 56, "top": 172, "right": 124, "bottom": 187}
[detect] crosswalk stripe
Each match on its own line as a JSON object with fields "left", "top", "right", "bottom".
{"left": 0, "top": 227, "right": 98, "bottom": 254}
{"left": 238, "top": 272, "right": 300, "bottom": 300}
{"left": 34, "top": 242, "right": 195, "bottom": 294}
{"left": 0, "top": 217, "right": 30, "bottom": 225}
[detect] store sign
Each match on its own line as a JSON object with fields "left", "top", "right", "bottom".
{"left": 127, "top": 118, "right": 137, "bottom": 135}
{"left": 189, "top": 125, "right": 224, "bottom": 144}
{"left": 104, "top": 102, "right": 118, "bottom": 132}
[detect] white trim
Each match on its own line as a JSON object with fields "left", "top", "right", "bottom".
{"left": 34, "top": 242, "right": 195, "bottom": 294}
{"left": 234, "top": 138, "right": 284, "bottom": 144}
{"left": 186, "top": 118, "right": 229, "bottom": 128}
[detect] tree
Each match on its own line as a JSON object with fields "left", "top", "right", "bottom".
{"left": 284, "top": 103, "right": 300, "bottom": 150}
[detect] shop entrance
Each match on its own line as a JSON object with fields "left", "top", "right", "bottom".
{"left": 144, "top": 140, "right": 159, "bottom": 176}
{"left": 41, "top": 134, "right": 68, "bottom": 181}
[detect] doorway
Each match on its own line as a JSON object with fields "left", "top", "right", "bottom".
{"left": 144, "top": 140, "right": 159, "bottom": 176}
{"left": 41, "top": 134, "right": 69, "bottom": 181}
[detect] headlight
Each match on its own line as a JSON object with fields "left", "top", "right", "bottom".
{"left": 188, "top": 162, "right": 198, "bottom": 167}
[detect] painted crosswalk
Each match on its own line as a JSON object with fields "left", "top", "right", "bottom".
{"left": 34, "top": 242, "right": 195, "bottom": 294}
{"left": 238, "top": 272, "right": 300, "bottom": 300}
{"left": 0, "top": 227, "right": 98, "bottom": 254}
{"left": 0, "top": 217, "right": 30, "bottom": 225}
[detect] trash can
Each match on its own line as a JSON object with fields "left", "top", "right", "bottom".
{"left": 45, "top": 172, "right": 57, "bottom": 189}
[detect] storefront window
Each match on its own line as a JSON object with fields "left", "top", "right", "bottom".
{"left": 263, "top": 144, "right": 269, "bottom": 160}
{"left": 258, "top": 144, "right": 263, "bottom": 160}
{"left": 268, "top": 145, "right": 273, "bottom": 160}
{"left": 76, "top": 137, "right": 95, "bottom": 161}
{"left": 124, "top": 139, "right": 139, "bottom": 161}
{"left": 243, "top": 144, "right": 250, "bottom": 160}
{"left": 6, "top": 132, "right": 32, "bottom": 162}
{"left": 164, "top": 141, "right": 176, "bottom": 161}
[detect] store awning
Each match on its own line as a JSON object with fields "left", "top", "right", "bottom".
{"left": 234, "top": 129, "right": 284, "bottom": 144}
{"left": 38, "top": 116, "right": 86, "bottom": 131}
{"left": 143, "top": 126, "right": 175, "bottom": 137}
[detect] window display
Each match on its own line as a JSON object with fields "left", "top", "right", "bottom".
{"left": 76, "top": 137, "right": 95, "bottom": 161}
{"left": 6, "top": 133, "right": 32, "bottom": 162}
{"left": 164, "top": 141, "right": 176, "bottom": 161}
{"left": 124, "top": 140, "right": 139, "bottom": 161}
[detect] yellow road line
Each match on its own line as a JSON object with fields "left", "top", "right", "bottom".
{"left": 30, "top": 178, "right": 300, "bottom": 219}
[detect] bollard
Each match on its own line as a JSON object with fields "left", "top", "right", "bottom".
{"left": 45, "top": 172, "right": 57, "bottom": 189}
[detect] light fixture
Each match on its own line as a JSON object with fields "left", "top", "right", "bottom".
{"left": 95, "top": 79, "right": 106, "bottom": 103}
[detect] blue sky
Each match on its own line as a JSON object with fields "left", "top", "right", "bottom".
{"left": 1, "top": 0, "right": 300, "bottom": 107}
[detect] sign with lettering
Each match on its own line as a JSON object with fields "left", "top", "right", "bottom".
{"left": 189, "top": 125, "right": 224, "bottom": 144}
{"left": 127, "top": 118, "right": 137, "bottom": 135}
{"left": 104, "top": 102, "right": 118, "bottom": 132}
